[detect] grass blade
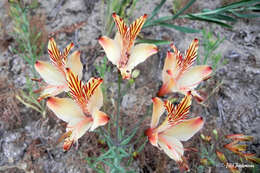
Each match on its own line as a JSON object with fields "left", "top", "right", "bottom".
{"left": 136, "top": 38, "right": 172, "bottom": 45}
{"left": 158, "top": 22, "right": 200, "bottom": 33}
{"left": 143, "top": 0, "right": 196, "bottom": 28}
{"left": 146, "top": 0, "right": 167, "bottom": 23}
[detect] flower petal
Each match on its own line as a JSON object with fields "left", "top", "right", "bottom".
{"left": 47, "top": 97, "right": 85, "bottom": 124}
{"left": 98, "top": 36, "right": 121, "bottom": 66}
{"left": 35, "top": 60, "right": 66, "bottom": 85}
{"left": 177, "top": 65, "right": 212, "bottom": 91}
{"left": 158, "top": 135, "right": 184, "bottom": 162}
{"left": 48, "top": 38, "right": 63, "bottom": 66}
{"left": 162, "top": 117, "right": 204, "bottom": 141}
{"left": 145, "top": 128, "right": 158, "bottom": 147}
{"left": 62, "top": 42, "right": 74, "bottom": 60}
{"left": 151, "top": 97, "right": 165, "bottom": 128}
{"left": 66, "top": 50, "right": 83, "bottom": 79}
{"left": 90, "top": 109, "right": 110, "bottom": 131}
{"left": 181, "top": 38, "right": 198, "bottom": 73}
{"left": 67, "top": 116, "right": 93, "bottom": 139}
{"left": 162, "top": 48, "right": 182, "bottom": 83}
{"left": 166, "top": 92, "right": 192, "bottom": 125}
{"left": 85, "top": 78, "right": 103, "bottom": 115}
{"left": 38, "top": 84, "right": 67, "bottom": 101}
{"left": 112, "top": 12, "right": 128, "bottom": 36}
{"left": 126, "top": 43, "right": 158, "bottom": 71}
{"left": 157, "top": 78, "right": 176, "bottom": 97}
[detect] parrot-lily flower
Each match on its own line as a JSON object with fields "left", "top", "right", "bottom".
{"left": 98, "top": 13, "right": 158, "bottom": 79}
{"left": 34, "top": 38, "right": 83, "bottom": 101}
{"left": 145, "top": 92, "right": 204, "bottom": 170}
{"left": 157, "top": 39, "right": 212, "bottom": 102}
{"left": 46, "top": 69, "right": 109, "bottom": 151}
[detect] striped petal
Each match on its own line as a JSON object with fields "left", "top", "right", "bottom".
{"left": 112, "top": 12, "right": 128, "bottom": 37}
{"left": 47, "top": 97, "right": 85, "bottom": 124}
{"left": 158, "top": 135, "right": 184, "bottom": 162}
{"left": 90, "top": 109, "right": 110, "bottom": 131}
{"left": 166, "top": 92, "right": 192, "bottom": 125}
{"left": 181, "top": 38, "right": 198, "bottom": 73}
{"left": 35, "top": 60, "right": 66, "bottom": 85}
{"left": 66, "top": 50, "right": 83, "bottom": 79}
{"left": 48, "top": 38, "right": 63, "bottom": 66}
{"left": 162, "top": 117, "right": 204, "bottom": 141}
{"left": 177, "top": 65, "right": 212, "bottom": 91}
{"left": 151, "top": 97, "right": 165, "bottom": 128}
{"left": 98, "top": 36, "right": 121, "bottom": 66}
{"left": 86, "top": 80, "right": 103, "bottom": 115}
{"left": 127, "top": 43, "right": 158, "bottom": 71}
{"left": 127, "top": 14, "right": 148, "bottom": 49}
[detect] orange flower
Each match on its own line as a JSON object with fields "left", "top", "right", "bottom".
{"left": 47, "top": 69, "right": 109, "bottom": 151}
{"left": 145, "top": 92, "right": 204, "bottom": 168}
{"left": 157, "top": 39, "right": 212, "bottom": 102}
{"left": 35, "top": 38, "right": 83, "bottom": 101}
{"left": 99, "top": 13, "right": 158, "bottom": 79}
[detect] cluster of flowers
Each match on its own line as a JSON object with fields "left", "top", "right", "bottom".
{"left": 34, "top": 13, "right": 212, "bottom": 168}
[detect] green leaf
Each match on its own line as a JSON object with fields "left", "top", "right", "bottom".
{"left": 231, "top": 11, "right": 260, "bottom": 18}
{"left": 120, "top": 127, "right": 138, "bottom": 145}
{"left": 143, "top": 0, "right": 196, "bottom": 28}
{"left": 187, "top": 14, "right": 232, "bottom": 28}
{"left": 158, "top": 22, "right": 200, "bottom": 33}
{"left": 136, "top": 38, "right": 171, "bottom": 45}
{"left": 146, "top": 0, "right": 167, "bottom": 23}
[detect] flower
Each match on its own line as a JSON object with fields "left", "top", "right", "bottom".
{"left": 46, "top": 69, "right": 109, "bottom": 151}
{"left": 98, "top": 13, "right": 158, "bottom": 79}
{"left": 34, "top": 38, "right": 83, "bottom": 101}
{"left": 145, "top": 92, "right": 204, "bottom": 169}
{"left": 157, "top": 39, "right": 212, "bottom": 102}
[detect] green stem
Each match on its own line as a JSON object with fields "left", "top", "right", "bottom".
{"left": 116, "top": 72, "right": 122, "bottom": 141}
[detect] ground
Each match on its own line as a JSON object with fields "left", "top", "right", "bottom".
{"left": 0, "top": 0, "right": 259, "bottom": 172}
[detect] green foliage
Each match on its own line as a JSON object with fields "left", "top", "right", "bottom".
{"left": 197, "top": 29, "right": 225, "bottom": 71}
{"left": 102, "top": 0, "right": 139, "bottom": 36}
{"left": 9, "top": 0, "right": 46, "bottom": 117}
{"left": 9, "top": 0, "right": 43, "bottom": 71}
{"left": 86, "top": 72, "right": 151, "bottom": 171}
{"left": 184, "top": 0, "right": 260, "bottom": 28}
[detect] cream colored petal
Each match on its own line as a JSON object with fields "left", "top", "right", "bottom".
{"left": 86, "top": 82, "right": 103, "bottom": 115}
{"left": 162, "top": 117, "right": 204, "bottom": 141}
{"left": 90, "top": 109, "right": 110, "bottom": 131}
{"left": 35, "top": 60, "right": 66, "bottom": 85}
{"left": 38, "top": 84, "right": 68, "bottom": 101}
{"left": 145, "top": 128, "right": 158, "bottom": 147}
{"left": 67, "top": 116, "right": 93, "bottom": 140}
{"left": 158, "top": 135, "right": 184, "bottom": 162}
{"left": 151, "top": 97, "right": 165, "bottom": 128}
{"left": 66, "top": 50, "right": 83, "bottom": 79}
{"left": 127, "top": 43, "right": 158, "bottom": 70}
{"left": 177, "top": 65, "right": 212, "bottom": 91}
{"left": 98, "top": 36, "right": 121, "bottom": 66}
{"left": 162, "top": 51, "right": 178, "bottom": 83}
{"left": 157, "top": 78, "right": 176, "bottom": 97}
{"left": 47, "top": 97, "right": 85, "bottom": 124}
